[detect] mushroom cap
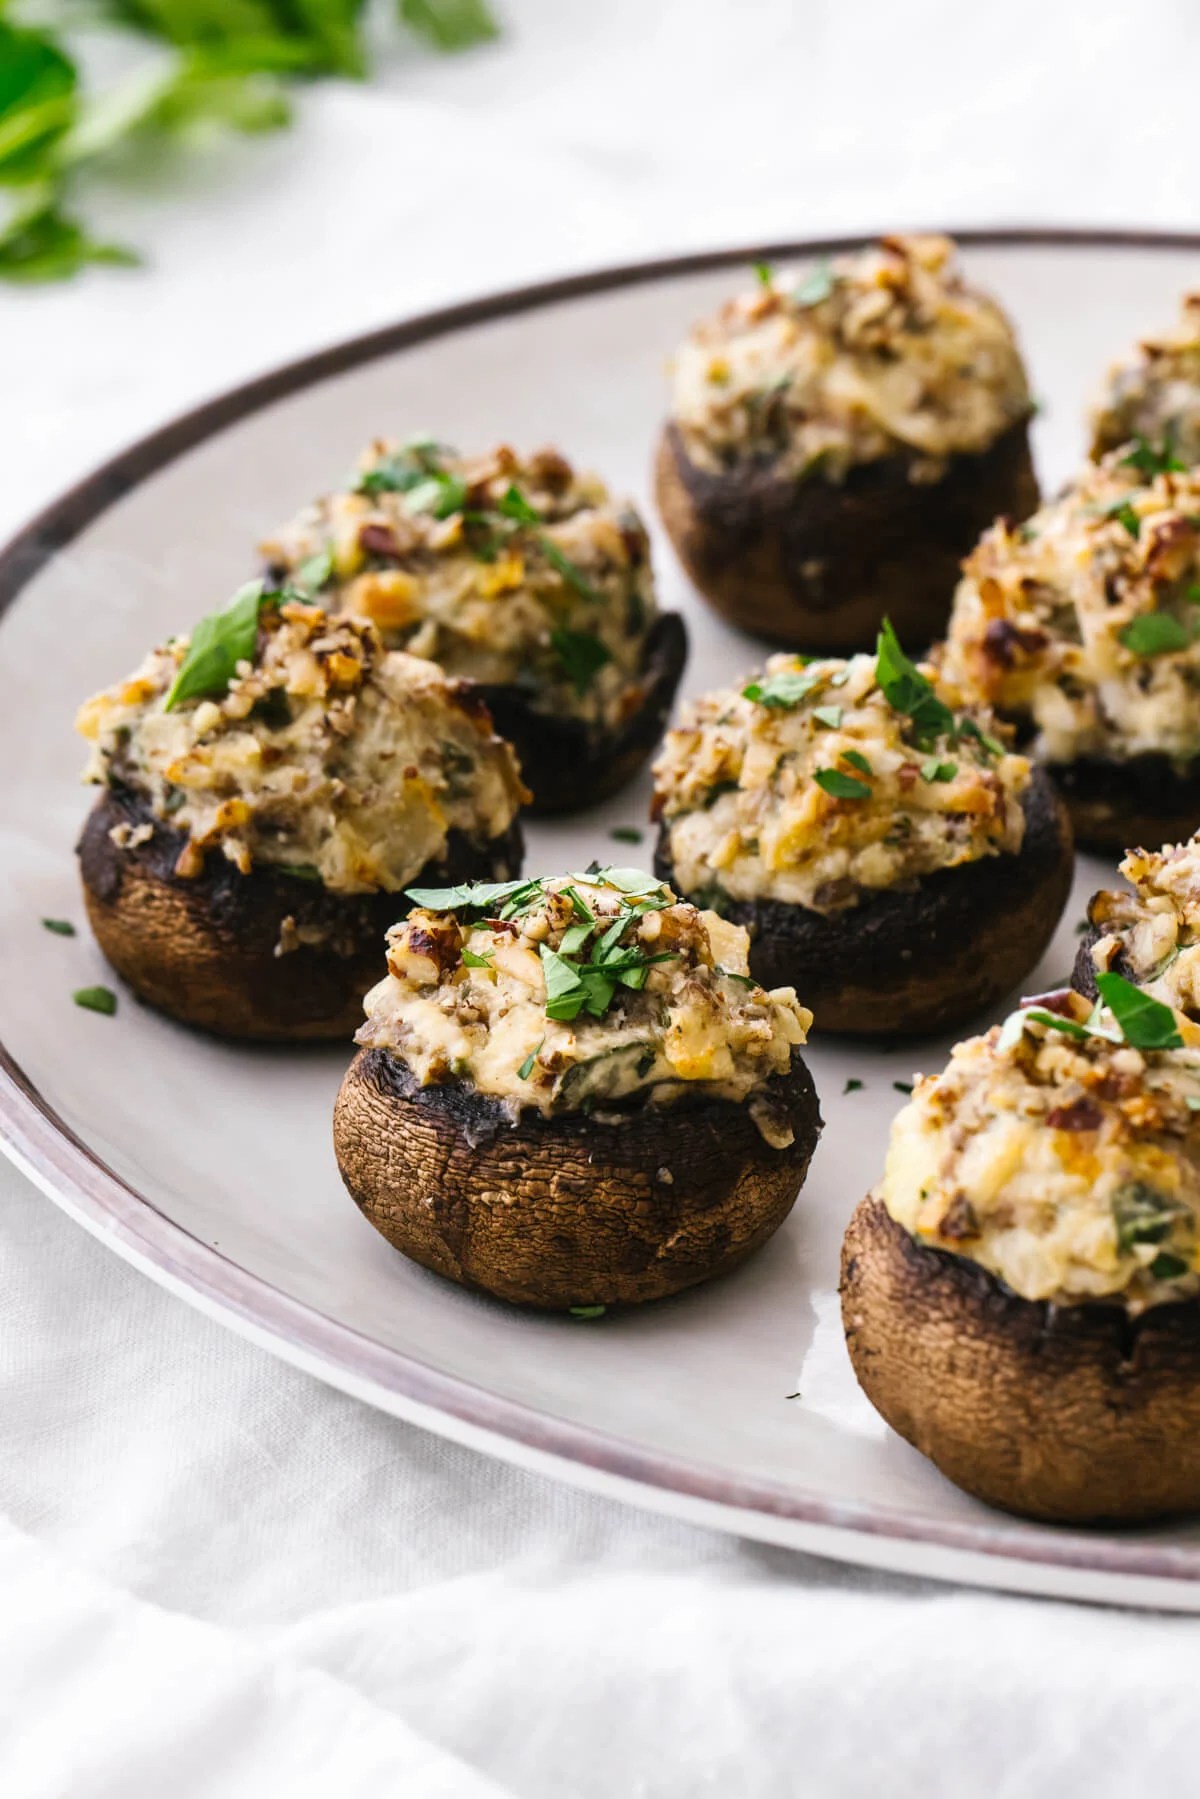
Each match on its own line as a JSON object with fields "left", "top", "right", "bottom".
{"left": 479, "top": 610, "right": 687, "bottom": 815}
{"left": 653, "top": 418, "right": 1038, "bottom": 653}
{"left": 77, "top": 785, "right": 524, "bottom": 1041}
{"left": 334, "top": 1044, "right": 822, "bottom": 1308}
{"left": 841, "top": 1193, "right": 1200, "bottom": 1523}
{"left": 654, "top": 768, "right": 1073, "bottom": 1036}
{"left": 1046, "top": 752, "right": 1200, "bottom": 856}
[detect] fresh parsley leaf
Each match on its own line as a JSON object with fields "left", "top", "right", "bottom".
{"left": 517, "top": 1040, "right": 543, "bottom": 1081}
{"left": 893, "top": 1081, "right": 914, "bottom": 1095}
{"left": 540, "top": 945, "right": 588, "bottom": 1021}
{"left": 1120, "top": 612, "right": 1193, "bottom": 657}
{"left": 841, "top": 749, "right": 872, "bottom": 776}
{"left": 1113, "top": 1184, "right": 1184, "bottom": 1252}
{"left": 610, "top": 826, "right": 643, "bottom": 844}
{"left": 294, "top": 546, "right": 333, "bottom": 594}
{"left": 568, "top": 1304, "right": 606, "bottom": 1319}
{"left": 1121, "top": 435, "right": 1186, "bottom": 478}
{"left": 551, "top": 628, "right": 612, "bottom": 695}
{"left": 538, "top": 537, "right": 604, "bottom": 604}
{"left": 921, "top": 758, "right": 957, "bottom": 782}
{"left": 558, "top": 921, "right": 593, "bottom": 957}
{"left": 811, "top": 705, "right": 843, "bottom": 729}
{"left": 399, "top": 0, "right": 499, "bottom": 53}
{"left": 716, "top": 966, "right": 756, "bottom": 987}
{"left": 793, "top": 258, "right": 835, "bottom": 306}
{"left": 814, "top": 767, "right": 870, "bottom": 800}
{"left": 276, "top": 863, "right": 321, "bottom": 882}
{"left": 496, "top": 484, "right": 540, "bottom": 526}
{"left": 957, "top": 717, "right": 1005, "bottom": 759}
{"left": 1094, "top": 971, "right": 1184, "bottom": 1050}
{"left": 403, "top": 472, "right": 468, "bottom": 518}
{"left": 405, "top": 877, "right": 530, "bottom": 912}
{"left": 164, "top": 580, "right": 268, "bottom": 711}
{"left": 461, "top": 948, "right": 493, "bottom": 968}
{"left": 742, "top": 668, "right": 822, "bottom": 709}
{"left": 843, "top": 1078, "right": 864, "bottom": 1094}
{"left": 1151, "top": 1252, "right": 1190, "bottom": 1280}
{"left": 0, "top": 197, "right": 136, "bottom": 283}
{"left": 875, "top": 618, "right": 956, "bottom": 746}
{"left": 1101, "top": 498, "right": 1141, "bottom": 538}
{"left": 42, "top": 918, "right": 76, "bottom": 935}
{"left": 752, "top": 259, "right": 774, "bottom": 287}
{"left": 73, "top": 984, "right": 116, "bottom": 1015}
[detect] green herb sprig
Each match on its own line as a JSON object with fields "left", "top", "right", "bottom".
{"left": 997, "top": 973, "right": 1184, "bottom": 1056}
{"left": 164, "top": 580, "right": 271, "bottom": 712}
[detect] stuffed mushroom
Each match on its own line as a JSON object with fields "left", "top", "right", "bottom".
{"left": 75, "top": 585, "right": 526, "bottom": 1040}
{"left": 941, "top": 451, "right": 1200, "bottom": 852}
{"left": 333, "top": 867, "right": 821, "bottom": 1308}
{"left": 655, "top": 234, "right": 1036, "bottom": 652}
{"left": 842, "top": 981, "right": 1200, "bottom": 1523}
{"left": 1076, "top": 834, "right": 1200, "bottom": 1018}
{"left": 650, "top": 624, "right": 1072, "bottom": 1036}
{"left": 1091, "top": 289, "right": 1200, "bottom": 464}
{"left": 261, "top": 439, "right": 686, "bottom": 815}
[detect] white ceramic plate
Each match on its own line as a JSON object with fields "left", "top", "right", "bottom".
{"left": 6, "top": 231, "right": 1200, "bottom": 1611}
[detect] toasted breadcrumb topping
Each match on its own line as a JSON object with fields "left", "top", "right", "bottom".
{"left": 1089, "top": 836, "right": 1200, "bottom": 1017}
{"left": 261, "top": 441, "right": 659, "bottom": 731}
{"left": 942, "top": 454, "right": 1200, "bottom": 766}
{"left": 880, "top": 994, "right": 1200, "bottom": 1312}
{"left": 651, "top": 651, "right": 1029, "bottom": 913}
{"left": 669, "top": 235, "right": 1030, "bottom": 481}
{"left": 76, "top": 601, "right": 525, "bottom": 894}
{"left": 357, "top": 870, "right": 811, "bottom": 1138}
{"left": 1092, "top": 291, "right": 1200, "bottom": 464}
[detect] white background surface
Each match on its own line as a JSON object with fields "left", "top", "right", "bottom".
{"left": 5, "top": 2, "right": 1200, "bottom": 1792}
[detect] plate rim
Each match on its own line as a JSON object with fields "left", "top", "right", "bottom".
{"left": 7, "top": 224, "right": 1200, "bottom": 1594}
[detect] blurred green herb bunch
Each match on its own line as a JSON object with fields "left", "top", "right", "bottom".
{"left": 0, "top": 0, "right": 498, "bottom": 282}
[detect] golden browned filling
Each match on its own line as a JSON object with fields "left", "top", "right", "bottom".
{"left": 1092, "top": 292, "right": 1200, "bottom": 463}
{"left": 1088, "top": 836, "right": 1200, "bottom": 1017}
{"left": 880, "top": 985, "right": 1200, "bottom": 1313}
{"left": 651, "top": 628, "right": 1029, "bottom": 913}
{"left": 357, "top": 869, "right": 811, "bottom": 1140}
{"left": 669, "top": 234, "right": 1031, "bottom": 481}
{"left": 76, "top": 590, "right": 525, "bottom": 895}
{"left": 261, "top": 441, "right": 660, "bottom": 732}
{"left": 942, "top": 453, "right": 1200, "bottom": 767}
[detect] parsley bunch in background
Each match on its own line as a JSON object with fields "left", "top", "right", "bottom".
{"left": 0, "top": 0, "right": 499, "bottom": 283}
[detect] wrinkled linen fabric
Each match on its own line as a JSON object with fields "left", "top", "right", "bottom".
{"left": 4, "top": 1, "right": 1200, "bottom": 1791}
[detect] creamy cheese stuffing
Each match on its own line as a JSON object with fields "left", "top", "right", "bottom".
{"left": 651, "top": 650, "right": 1029, "bottom": 913}
{"left": 261, "top": 441, "right": 660, "bottom": 731}
{"left": 1089, "top": 836, "right": 1200, "bottom": 1017}
{"left": 76, "top": 599, "right": 526, "bottom": 894}
{"left": 357, "top": 870, "right": 811, "bottom": 1141}
{"left": 942, "top": 453, "right": 1200, "bottom": 767}
{"left": 669, "top": 234, "right": 1031, "bottom": 481}
{"left": 1091, "top": 291, "right": 1200, "bottom": 464}
{"left": 880, "top": 996, "right": 1200, "bottom": 1313}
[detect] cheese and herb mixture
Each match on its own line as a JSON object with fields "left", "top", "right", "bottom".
{"left": 669, "top": 235, "right": 1031, "bottom": 482}
{"left": 1088, "top": 836, "right": 1200, "bottom": 1017}
{"left": 941, "top": 452, "right": 1200, "bottom": 767}
{"left": 651, "top": 625, "right": 1030, "bottom": 914}
{"left": 76, "top": 591, "right": 525, "bottom": 894}
{"left": 1091, "top": 292, "right": 1200, "bottom": 464}
{"left": 260, "top": 440, "right": 660, "bottom": 730}
{"left": 356, "top": 868, "right": 812, "bottom": 1140}
{"left": 880, "top": 986, "right": 1200, "bottom": 1313}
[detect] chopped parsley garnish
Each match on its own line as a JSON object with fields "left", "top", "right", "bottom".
{"left": 957, "top": 718, "right": 1005, "bottom": 758}
{"left": 742, "top": 667, "right": 821, "bottom": 709}
{"left": 164, "top": 580, "right": 274, "bottom": 712}
{"left": 73, "top": 985, "right": 116, "bottom": 1016}
{"left": 404, "top": 877, "right": 531, "bottom": 912}
{"left": 1099, "top": 498, "right": 1141, "bottom": 538}
{"left": 1113, "top": 1184, "right": 1185, "bottom": 1252}
{"left": 517, "top": 1041, "right": 543, "bottom": 1081}
{"left": 1151, "top": 1252, "right": 1190, "bottom": 1281}
{"left": 1120, "top": 435, "right": 1186, "bottom": 479}
{"left": 355, "top": 435, "right": 448, "bottom": 496}
{"left": 568, "top": 1304, "right": 607, "bottom": 1319}
{"left": 277, "top": 863, "right": 321, "bottom": 882}
{"left": 1120, "top": 612, "right": 1193, "bottom": 657}
{"left": 551, "top": 627, "right": 612, "bottom": 694}
{"left": 814, "top": 767, "right": 870, "bottom": 800}
{"left": 811, "top": 705, "right": 843, "bottom": 729}
{"left": 715, "top": 966, "right": 756, "bottom": 987}
{"left": 893, "top": 1081, "right": 914, "bottom": 1096}
{"left": 1095, "top": 971, "right": 1184, "bottom": 1049}
{"left": 843, "top": 1078, "right": 864, "bottom": 1095}
{"left": 491, "top": 484, "right": 603, "bottom": 600}
{"left": 461, "top": 948, "right": 493, "bottom": 968}
{"left": 920, "top": 758, "right": 957, "bottom": 782}
{"left": 402, "top": 472, "right": 469, "bottom": 519}
{"left": 752, "top": 260, "right": 774, "bottom": 287}
{"left": 42, "top": 918, "right": 75, "bottom": 936}
{"left": 496, "top": 483, "right": 540, "bottom": 526}
{"left": 294, "top": 547, "right": 333, "bottom": 594}
{"left": 793, "top": 258, "right": 835, "bottom": 306}
{"left": 874, "top": 618, "right": 957, "bottom": 747}
{"left": 610, "top": 826, "right": 644, "bottom": 844}
{"left": 841, "top": 749, "right": 872, "bottom": 777}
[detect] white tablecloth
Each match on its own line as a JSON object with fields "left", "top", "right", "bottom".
{"left": 5, "top": 3, "right": 1200, "bottom": 1791}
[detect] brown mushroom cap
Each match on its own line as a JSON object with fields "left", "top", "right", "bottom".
{"left": 478, "top": 611, "right": 687, "bottom": 815}
{"left": 654, "top": 768, "right": 1073, "bottom": 1037}
{"left": 77, "top": 786, "right": 524, "bottom": 1041}
{"left": 1045, "top": 752, "right": 1200, "bottom": 856}
{"left": 334, "top": 1044, "right": 822, "bottom": 1308}
{"left": 653, "top": 418, "right": 1038, "bottom": 653}
{"left": 841, "top": 1193, "right": 1200, "bottom": 1523}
